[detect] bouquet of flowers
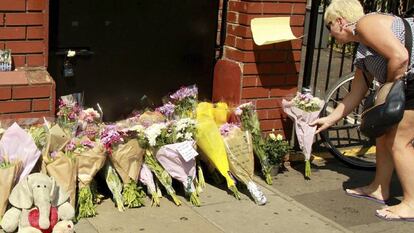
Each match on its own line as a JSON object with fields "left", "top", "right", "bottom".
{"left": 263, "top": 131, "right": 291, "bottom": 171}
{"left": 169, "top": 85, "right": 198, "bottom": 118}
{"left": 196, "top": 102, "right": 240, "bottom": 199}
{"left": 155, "top": 102, "right": 176, "bottom": 120}
{"left": 0, "top": 123, "right": 40, "bottom": 218}
{"left": 134, "top": 122, "right": 182, "bottom": 206}
{"left": 101, "top": 125, "right": 146, "bottom": 209}
{"left": 282, "top": 92, "right": 324, "bottom": 178}
{"left": 0, "top": 157, "right": 22, "bottom": 219}
{"left": 56, "top": 95, "right": 82, "bottom": 136}
{"left": 77, "top": 108, "right": 102, "bottom": 140}
{"left": 42, "top": 124, "right": 77, "bottom": 207}
{"left": 69, "top": 137, "right": 106, "bottom": 219}
{"left": 213, "top": 102, "right": 230, "bottom": 126}
{"left": 155, "top": 118, "right": 201, "bottom": 206}
{"left": 235, "top": 102, "right": 273, "bottom": 185}
{"left": 220, "top": 123, "right": 267, "bottom": 205}
{"left": 139, "top": 163, "right": 161, "bottom": 206}
{"left": 102, "top": 161, "right": 125, "bottom": 211}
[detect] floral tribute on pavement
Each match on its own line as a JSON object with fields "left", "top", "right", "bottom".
{"left": 0, "top": 85, "right": 298, "bottom": 233}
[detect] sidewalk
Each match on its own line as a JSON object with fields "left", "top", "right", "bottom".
{"left": 75, "top": 178, "right": 351, "bottom": 233}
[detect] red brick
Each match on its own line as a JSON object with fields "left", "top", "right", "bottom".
{"left": 0, "top": 100, "right": 31, "bottom": 113}
{"left": 0, "top": 14, "right": 4, "bottom": 26}
{"left": 0, "top": 86, "right": 12, "bottom": 100}
{"left": 243, "top": 63, "right": 298, "bottom": 75}
{"left": 6, "top": 41, "right": 44, "bottom": 53}
{"left": 292, "top": 27, "right": 304, "bottom": 37}
{"left": 0, "top": 111, "right": 52, "bottom": 119}
{"left": 242, "top": 76, "right": 258, "bottom": 87}
{"left": 235, "top": 38, "right": 273, "bottom": 51}
{"left": 227, "top": 11, "right": 238, "bottom": 24}
{"left": 286, "top": 75, "right": 299, "bottom": 85}
{"left": 258, "top": 51, "right": 287, "bottom": 62}
{"left": 241, "top": 87, "right": 269, "bottom": 99}
{"left": 32, "top": 98, "right": 50, "bottom": 111}
{"left": 246, "top": 2, "right": 262, "bottom": 14}
{"left": 225, "top": 34, "right": 237, "bottom": 47}
{"left": 256, "top": 75, "right": 286, "bottom": 86}
{"left": 257, "top": 109, "right": 268, "bottom": 120}
{"left": 12, "top": 55, "right": 26, "bottom": 67}
{"left": 227, "top": 24, "right": 251, "bottom": 38}
{"left": 0, "top": 0, "right": 25, "bottom": 11}
{"left": 5, "top": 13, "right": 44, "bottom": 26}
{"left": 229, "top": 1, "right": 246, "bottom": 13}
{"left": 0, "top": 71, "right": 28, "bottom": 85}
{"left": 256, "top": 98, "right": 279, "bottom": 108}
{"left": 12, "top": 85, "right": 51, "bottom": 99}
{"left": 292, "top": 3, "right": 306, "bottom": 14}
{"left": 225, "top": 47, "right": 256, "bottom": 62}
{"left": 27, "top": 55, "right": 45, "bottom": 66}
{"left": 288, "top": 50, "right": 302, "bottom": 62}
{"left": 27, "top": 27, "right": 44, "bottom": 39}
{"left": 0, "top": 27, "right": 26, "bottom": 40}
{"left": 268, "top": 108, "right": 285, "bottom": 119}
{"left": 27, "top": 0, "right": 47, "bottom": 11}
{"left": 269, "top": 86, "right": 298, "bottom": 97}
{"left": 262, "top": 3, "right": 292, "bottom": 14}
{"left": 291, "top": 15, "right": 305, "bottom": 26}
{"left": 260, "top": 119, "right": 283, "bottom": 132}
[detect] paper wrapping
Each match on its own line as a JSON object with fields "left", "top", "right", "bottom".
{"left": 282, "top": 99, "right": 324, "bottom": 161}
{"left": 0, "top": 123, "right": 41, "bottom": 182}
{"left": 110, "top": 139, "right": 144, "bottom": 184}
{"left": 213, "top": 102, "right": 229, "bottom": 127}
{"left": 0, "top": 161, "right": 22, "bottom": 218}
{"left": 45, "top": 152, "right": 77, "bottom": 207}
{"left": 156, "top": 144, "right": 196, "bottom": 192}
{"left": 139, "top": 163, "right": 156, "bottom": 194}
{"left": 196, "top": 102, "right": 235, "bottom": 188}
{"left": 76, "top": 143, "right": 106, "bottom": 189}
{"left": 223, "top": 128, "right": 254, "bottom": 185}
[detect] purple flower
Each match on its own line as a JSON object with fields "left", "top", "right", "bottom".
{"left": 170, "top": 85, "right": 198, "bottom": 101}
{"left": 156, "top": 102, "right": 176, "bottom": 118}
{"left": 81, "top": 138, "right": 95, "bottom": 148}
{"left": 219, "top": 123, "right": 240, "bottom": 136}
{"left": 65, "top": 140, "right": 76, "bottom": 151}
{"left": 51, "top": 151, "right": 58, "bottom": 159}
{"left": 100, "top": 125, "right": 124, "bottom": 149}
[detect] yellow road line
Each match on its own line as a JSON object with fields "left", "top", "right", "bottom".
{"left": 289, "top": 146, "right": 376, "bottom": 162}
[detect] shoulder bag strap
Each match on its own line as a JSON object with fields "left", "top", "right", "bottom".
{"left": 402, "top": 18, "right": 413, "bottom": 79}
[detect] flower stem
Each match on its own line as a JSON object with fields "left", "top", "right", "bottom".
{"left": 189, "top": 192, "right": 201, "bottom": 207}
{"left": 76, "top": 186, "right": 96, "bottom": 220}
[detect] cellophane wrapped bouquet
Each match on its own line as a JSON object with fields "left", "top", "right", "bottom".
{"left": 263, "top": 131, "right": 291, "bottom": 170}
{"left": 169, "top": 85, "right": 198, "bottom": 118}
{"left": 56, "top": 94, "right": 82, "bottom": 136}
{"left": 235, "top": 102, "right": 273, "bottom": 185}
{"left": 196, "top": 102, "right": 240, "bottom": 199}
{"left": 282, "top": 92, "right": 324, "bottom": 178}
{"left": 155, "top": 118, "right": 201, "bottom": 206}
{"left": 101, "top": 124, "right": 147, "bottom": 210}
{"left": 220, "top": 123, "right": 267, "bottom": 205}
{"left": 133, "top": 117, "right": 182, "bottom": 206}
{"left": 139, "top": 163, "right": 160, "bottom": 206}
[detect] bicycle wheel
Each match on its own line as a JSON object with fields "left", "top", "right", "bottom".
{"left": 320, "top": 72, "right": 376, "bottom": 169}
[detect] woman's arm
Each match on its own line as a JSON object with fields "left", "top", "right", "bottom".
{"left": 311, "top": 69, "right": 370, "bottom": 133}
{"left": 356, "top": 15, "right": 409, "bottom": 82}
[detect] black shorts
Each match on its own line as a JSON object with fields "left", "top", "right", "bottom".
{"left": 406, "top": 77, "right": 414, "bottom": 109}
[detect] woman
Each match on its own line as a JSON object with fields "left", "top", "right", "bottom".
{"left": 310, "top": 0, "right": 414, "bottom": 221}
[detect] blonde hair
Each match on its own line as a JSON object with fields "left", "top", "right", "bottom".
{"left": 324, "top": 0, "right": 365, "bottom": 24}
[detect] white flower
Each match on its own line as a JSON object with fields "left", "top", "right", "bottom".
{"left": 67, "top": 50, "right": 76, "bottom": 57}
{"left": 145, "top": 123, "right": 167, "bottom": 147}
{"left": 176, "top": 132, "right": 183, "bottom": 140}
{"left": 269, "top": 133, "right": 276, "bottom": 141}
{"left": 184, "top": 132, "right": 193, "bottom": 140}
{"left": 234, "top": 108, "right": 243, "bottom": 116}
{"left": 276, "top": 134, "right": 283, "bottom": 141}
{"left": 129, "top": 124, "right": 145, "bottom": 133}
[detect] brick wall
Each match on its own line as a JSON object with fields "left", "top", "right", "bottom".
{"left": 0, "top": 0, "right": 49, "bottom": 67}
{"left": 0, "top": 0, "right": 54, "bottom": 120}
{"left": 213, "top": 0, "right": 306, "bottom": 137}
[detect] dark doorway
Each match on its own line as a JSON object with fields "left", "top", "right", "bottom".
{"left": 48, "top": 0, "right": 219, "bottom": 121}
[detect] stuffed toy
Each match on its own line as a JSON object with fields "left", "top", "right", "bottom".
{"left": 1, "top": 173, "right": 75, "bottom": 233}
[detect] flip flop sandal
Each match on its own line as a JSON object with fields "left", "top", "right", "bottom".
{"left": 375, "top": 209, "right": 414, "bottom": 222}
{"left": 345, "top": 189, "right": 387, "bottom": 204}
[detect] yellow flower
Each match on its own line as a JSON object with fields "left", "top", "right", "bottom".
{"left": 269, "top": 133, "right": 276, "bottom": 141}
{"left": 276, "top": 134, "right": 283, "bottom": 141}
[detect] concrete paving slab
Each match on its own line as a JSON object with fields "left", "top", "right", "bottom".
{"left": 350, "top": 221, "right": 414, "bottom": 233}
{"left": 81, "top": 198, "right": 224, "bottom": 233}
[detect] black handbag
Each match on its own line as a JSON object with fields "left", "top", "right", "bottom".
{"left": 359, "top": 18, "right": 412, "bottom": 138}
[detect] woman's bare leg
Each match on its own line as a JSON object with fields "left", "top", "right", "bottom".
{"left": 345, "top": 135, "right": 393, "bottom": 201}
{"left": 377, "top": 110, "right": 414, "bottom": 219}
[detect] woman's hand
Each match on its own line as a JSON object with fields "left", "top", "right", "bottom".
{"left": 310, "top": 117, "right": 336, "bottom": 134}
